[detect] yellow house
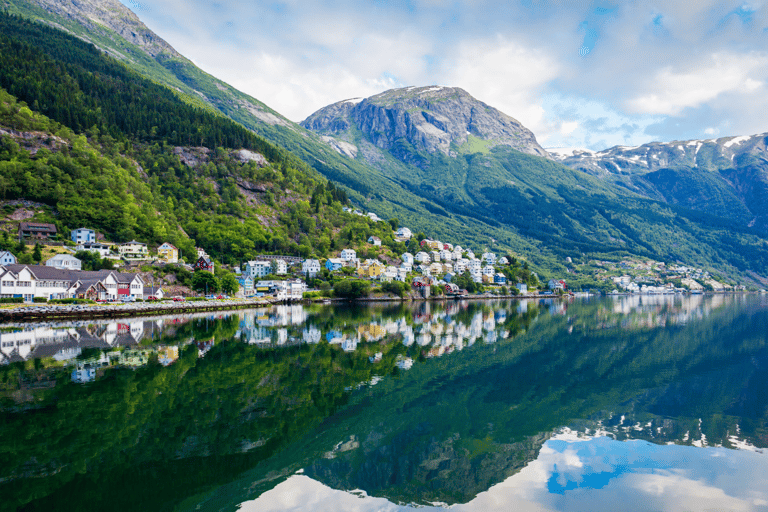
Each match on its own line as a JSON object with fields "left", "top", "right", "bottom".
{"left": 358, "top": 260, "right": 385, "bottom": 278}
{"left": 157, "top": 242, "right": 179, "bottom": 264}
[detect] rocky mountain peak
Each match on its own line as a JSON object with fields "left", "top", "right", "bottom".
{"left": 301, "top": 86, "right": 550, "bottom": 160}
{"left": 21, "top": 0, "right": 180, "bottom": 58}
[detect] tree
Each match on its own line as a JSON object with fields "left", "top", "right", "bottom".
{"left": 388, "top": 218, "right": 399, "bottom": 231}
{"left": 333, "top": 279, "right": 371, "bottom": 299}
{"left": 220, "top": 272, "right": 239, "bottom": 295}
{"left": 191, "top": 270, "right": 220, "bottom": 294}
{"left": 32, "top": 243, "right": 42, "bottom": 263}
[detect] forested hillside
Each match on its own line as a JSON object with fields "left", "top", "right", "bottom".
{"left": 0, "top": 13, "right": 398, "bottom": 264}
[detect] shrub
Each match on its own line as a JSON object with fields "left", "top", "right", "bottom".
{"left": 0, "top": 297, "right": 23, "bottom": 304}
{"left": 49, "top": 298, "right": 95, "bottom": 304}
{"left": 32, "top": 297, "right": 47, "bottom": 303}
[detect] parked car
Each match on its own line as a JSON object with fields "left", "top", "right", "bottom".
{"left": 172, "top": 296, "right": 186, "bottom": 302}
{"left": 147, "top": 296, "right": 160, "bottom": 301}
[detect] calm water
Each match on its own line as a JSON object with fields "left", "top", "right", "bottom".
{"left": 1, "top": 294, "right": 768, "bottom": 511}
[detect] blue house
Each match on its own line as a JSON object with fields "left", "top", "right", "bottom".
{"left": 71, "top": 227, "right": 96, "bottom": 244}
{"left": 494, "top": 273, "right": 507, "bottom": 285}
{"left": 326, "top": 258, "right": 344, "bottom": 271}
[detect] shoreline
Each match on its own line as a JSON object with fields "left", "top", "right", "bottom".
{"left": 0, "top": 290, "right": 755, "bottom": 323}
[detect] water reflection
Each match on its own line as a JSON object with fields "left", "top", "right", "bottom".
{"left": 1, "top": 294, "right": 767, "bottom": 512}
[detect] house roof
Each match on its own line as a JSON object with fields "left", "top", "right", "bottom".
{"left": 19, "top": 222, "right": 56, "bottom": 233}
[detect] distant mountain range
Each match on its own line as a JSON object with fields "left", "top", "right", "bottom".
{"left": 2, "top": 0, "right": 768, "bottom": 285}
{"left": 549, "top": 134, "right": 768, "bottom": 232}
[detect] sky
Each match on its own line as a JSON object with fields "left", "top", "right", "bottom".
{"left": 119, "top": 0, "right": 768, "bottom": 150}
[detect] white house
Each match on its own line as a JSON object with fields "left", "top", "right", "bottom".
{"left": 415, "top": 251, "right": 431, "bottom": 264}
{"left": 118, "top": 241, "right": 148, "bottom": 259}
{"left": 482, "top": 252, "right": 497, "bottom": 265}
{"left": 468, "top": 259, "right": 482, "bottom": 273}
{"left": 516, "top": 283, "right": 528, "bottom": 294}
{"left": 340, "top": 249, "right": 357, "bottom": 262}
{"left": 46, "top": 254, "right": 82, "bottom": 271}
{"left": 0, "top": 251, "right": 16, "bottom": 266}
{"left": 401, "top": 252, "right": 414, "bottom": 265}
{"left": 482, "top": 265, "right": 495, "bottom": 277}
{"left": 76, "top": 242, "right": 111, "bottom": 258}
{"left": 302, "top": 259, "right": 321, "bottom": 278}
{"left": 71, "top": 227, "right": 96, "bottom": 244}
{"left": 273, "top": 259, "right": 288, "bottom": 275}
{"left": 395, "top": 227, "right": 412, "bottom": 239}
{"left": 368, "top": 236, "right": 382, "bottom": 246}
{"left": 439, "top": 250, "right": 453, "bottom": 262}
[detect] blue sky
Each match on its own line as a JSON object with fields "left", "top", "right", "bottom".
{"left": 120, "top": 0, "right": 768, "bottom": 150}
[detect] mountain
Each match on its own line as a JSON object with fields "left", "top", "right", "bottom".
{"left": 3, "top": 0, "right": 768, "bottom": 285}
{"left": 302, "top": 86, "right": 550, "bottom": 162}
{"left": 550, "top": 134, "right": 768, "bottom": 232}
{"left": 302, "top": 87, "right": 768, "bottom": 284}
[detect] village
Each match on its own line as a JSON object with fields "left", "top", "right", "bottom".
{"left": 0, "top": 208, "right": 757, "bottom": 306}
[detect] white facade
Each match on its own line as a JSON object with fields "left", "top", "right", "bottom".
{"left": 119, "top": 241, "right": 148, "bottom": 259}
{"left": 415, "top": 252, "right": 431, "bottom": 264}
{"left": 76, "top": 243, "right": 111, "bottom": 258}
{"left": 395, "top": 227, "right": 412, "bottom": 239}
{"left": 46, "top": 254, "right": 82, "bottom": 271}
{"left": 468, "top": 259, "right": 482, "bottom": 273}
{"left": 340, "top": 249, "right": 357, "bottom": 261}
{"left": 482, "top": 252, "right": 497, "bottom": 265}
{"left": 401, "top": 253, "right": 414, "bottom": 265}
{"left": 71, "top": 228, "right": 96, "bottom": 244}
{"left": 302, "top": 259, "right": 321, "bottom": 277}
{"left": 273, "top": 259, "right": 288, "bottom": 275}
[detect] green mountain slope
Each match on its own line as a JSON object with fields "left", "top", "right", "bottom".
{"left": 551, "top": 135, "right": 768, "bottom": 232}
{"left": 0, "top": 12, "right": 398, "bottom": 265}
{"left": 302, "top": 87, "right": 768, "bottom": 284}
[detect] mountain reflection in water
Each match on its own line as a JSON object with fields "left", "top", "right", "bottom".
{"left": 0, "top": 295, "right": 766, "bottom": 511}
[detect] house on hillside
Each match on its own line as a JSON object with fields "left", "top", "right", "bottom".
{"left": 71, "top": 228, "right": 96, "bottom": 244}
{"left": 340, "top": 249, "right": 357, "bottom": 262}
{"left": 76, "top": 242, "right": 111, "bottom": 258}
{"left": 401, "top": 253, "right": 414, "bottom": 265}
{"left": 368, "top": 236, "right": 382, "bottom": 246}
{"left": 0, "top": 252, "right": 16, "bottom": 266}
{"left": 244, "top": 260, "right": 271, "bottom": 278}
{"left": 19, "top": 222, "right": 57, "bottom": 241}
{"left": 326, "top": 259, "right": 344, "bottom": 272}
{"left": 494, "top": 273, "right": 507, "bottom": 285}
{"left": 395, "top": 227, "right": 412, "bottom": 239}
{"left": 194, "top": 255, "right": 214, "bottom": 273}
{"left": 46, "top": 254, "right": 82, "bottom": 271}
{"left": 548, "top": 279, "right": 566, "bottom": 291}
{"left": 302, "top": 259, "right": 321, "bottom": 278}
{"left": 157, "top": 243, "right": 179, "bottom": 264}
{"left": 273, "top": 259, "right": 288, "bottom": 275}
{"left": 119, "top": 241, "right": 149, "bottom": 260}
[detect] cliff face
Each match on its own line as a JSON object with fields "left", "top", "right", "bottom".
{"left": 302, "top": 86, "right": 550, "bottom": 162}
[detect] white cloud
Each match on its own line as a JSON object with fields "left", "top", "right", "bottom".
{"left": 626, "top": 52, "right": 768, "bottom": 115}
{"left": 439, "top": 35, "right": 561, "bottom": 142}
